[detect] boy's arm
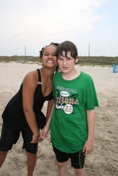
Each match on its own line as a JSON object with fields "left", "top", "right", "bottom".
{"left": 83, "top": 109, "right": 95, "bottom": 155}
{"left": 46, "top": 99, "right": 54, "bottom": 123}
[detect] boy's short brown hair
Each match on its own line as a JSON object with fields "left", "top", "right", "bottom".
{"left": 56, "top": 41, "right": 78, "bottom": 59}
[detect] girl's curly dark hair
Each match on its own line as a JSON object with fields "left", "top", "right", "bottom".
{"left": 39, "top": 42, "right": 59, "bottom": 58}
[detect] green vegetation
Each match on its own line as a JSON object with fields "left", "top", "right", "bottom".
{"left": 0, "top": 55, "right": 118, "bottom": 66}
{"left": 78, "top": 56, "right": 118, "bottom": 66}
{"left": 0, "top": 56, "right": 40, "bottom": 63}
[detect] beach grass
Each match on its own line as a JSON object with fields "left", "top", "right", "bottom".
{"left": 0, "top": 55, "right": 118, "bottom": 66}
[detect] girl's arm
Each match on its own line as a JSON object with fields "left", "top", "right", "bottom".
{"left": 22, "top": 71, "right": 39, "bottom": 143}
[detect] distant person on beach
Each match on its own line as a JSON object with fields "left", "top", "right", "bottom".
{"left": 40, "top": 41, "right": 99, "bottom": 176}
{"left": 0, "top": 42, "right": 59, "bottom": 176}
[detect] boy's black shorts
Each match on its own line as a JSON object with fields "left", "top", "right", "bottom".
{"left": 53, "top": 146, "right": 86, "bottom": 169}
{"left": 0, "top": 124, "right": 38, "bottom": 154}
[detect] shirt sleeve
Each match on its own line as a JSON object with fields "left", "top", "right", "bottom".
{"left": 85, "top": 76, "right": 99, "bottom": 110}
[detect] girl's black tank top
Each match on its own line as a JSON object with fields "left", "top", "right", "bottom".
{"left": 2, "top": 69, "right": 53, "bottom": 130}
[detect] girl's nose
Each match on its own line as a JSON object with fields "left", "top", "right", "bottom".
{"left": 48, "top": 54, "right": 53, "bottom": 59}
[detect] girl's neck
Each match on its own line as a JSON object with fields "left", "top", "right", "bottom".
{"left": 40, "top": 67, "right": 55, "bottom": 78}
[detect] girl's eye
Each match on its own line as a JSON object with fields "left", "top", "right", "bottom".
{"left": 44, "top": 52, "right": 49, "bottom": 56}
{"left": 43, "top": 52, "right": 48, "bottom": 55}
{"left": 52, "top": 53, "right": 56, "bottom": 56}
{"left": 44, "top": 52, "right": 56, "bottom": 56}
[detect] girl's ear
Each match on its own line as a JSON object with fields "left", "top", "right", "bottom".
{"left": 75, "top": 56, "right": 79, "bottom": 64}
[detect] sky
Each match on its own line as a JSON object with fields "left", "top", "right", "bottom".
{"left": 0, "top": 0, "right": 118, "bottom": 56}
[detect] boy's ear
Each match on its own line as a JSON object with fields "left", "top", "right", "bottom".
{"left": 75, "top": 56, "right": 79, "bottom": 63}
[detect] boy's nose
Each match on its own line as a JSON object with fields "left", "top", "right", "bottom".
{"left": 63, "top": 59, "right": 67, "bottom": 65}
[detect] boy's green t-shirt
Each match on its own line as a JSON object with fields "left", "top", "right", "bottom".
{"left": 50, "top": 71, "right": 99, "bottom": 153}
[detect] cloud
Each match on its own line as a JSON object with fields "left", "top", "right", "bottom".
{"left": 2, "top": 0, "right": 116, "bottom": 56}
{"left": 1, "top": 0, "right": 107, "bottom": 36}
{"left": 35, "top": 0, "right": 107, "bottom": 34}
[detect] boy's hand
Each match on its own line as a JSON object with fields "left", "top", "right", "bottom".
{"left": 39, "top": 126, "right": 49, "bottom": 142}
{"left": 82, "top": 140, "right": 94, "bottom": 155}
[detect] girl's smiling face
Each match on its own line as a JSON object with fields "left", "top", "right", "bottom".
{"left": 41, "top": 45, "right": 57, "bottom": 68}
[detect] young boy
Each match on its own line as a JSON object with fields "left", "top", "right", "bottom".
{"left": 41, "top": 41, "right": 99, "bottom": 176}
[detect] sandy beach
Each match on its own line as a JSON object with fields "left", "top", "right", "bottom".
{"left": 0, "top": 62, "right": 118, "bottom": 176}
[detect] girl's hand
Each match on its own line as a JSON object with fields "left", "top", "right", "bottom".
{"left": 31, "top": 133, "right": 39, "bottom": 143}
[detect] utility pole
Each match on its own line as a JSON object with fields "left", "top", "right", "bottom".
{"left": 24, "top": 45, "right": 26, "bottom": 56}
{"left": 88, "top": 44, "right": 90, "bottom": 56}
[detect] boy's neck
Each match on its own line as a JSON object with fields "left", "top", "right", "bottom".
{"left": 62, "top": 69, "right": 80, "bottom": 80}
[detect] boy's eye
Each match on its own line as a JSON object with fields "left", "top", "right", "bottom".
{"left": 68, "top": 57, "right": 73, "bottom": 60}
{"left": 58, "top": 57, "right": 74, "bottom": 61}
{"left": 58, "top": 58, "right": 63, "bottom": 60}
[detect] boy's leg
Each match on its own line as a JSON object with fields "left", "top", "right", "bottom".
{"left": 26, "top": 152, "right": 37, "bottom": 176}
{"left": 74, "top": 168, "right": 86, "bottom": 176}
{"left": 70, "top": 150, "right": 86, "bottom": 176}
{"left": 57, "top": 161, "right": 68, "bottom": 176}
{"left": 53, "top": 146, "right": 69, "bottom": 176}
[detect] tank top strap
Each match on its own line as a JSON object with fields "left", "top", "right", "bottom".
{"left": 37, "top": 69, "right": 42, "bottom": 85}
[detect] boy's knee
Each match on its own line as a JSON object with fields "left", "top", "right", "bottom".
{"left": 74, "top": 168, "right": 86, "bottom": 176}
{"left": 57, "top": 161, "right": 68, "bottom": 168}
